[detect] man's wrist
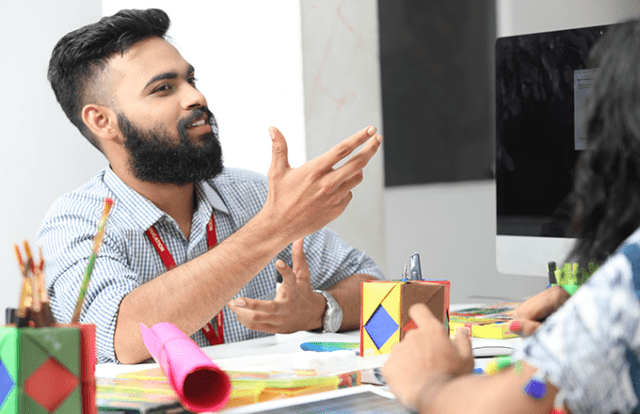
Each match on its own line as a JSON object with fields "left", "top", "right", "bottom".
{"left": 310, "top": 291, "right": 326, "bottom": 331}
{"left": 243, "top": 209, "right": 292, "bottom": 252}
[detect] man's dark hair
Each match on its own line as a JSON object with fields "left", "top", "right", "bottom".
{"left": 569, "top": 18, "right": 640, "bottom": 268}
{"left": 47, "top": 9, "right": 170, "bottom": 150}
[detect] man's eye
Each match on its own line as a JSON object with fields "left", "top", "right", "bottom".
{"left": 153, "top": 84, "right": 172, "bottom": 93}
{"left": 188, "top": 77, "right": 198, "bottom": 86}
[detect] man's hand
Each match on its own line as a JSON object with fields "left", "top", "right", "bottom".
{"left": 111, "top": 126, "right": 380, "bottom": 364}
{"left": 382, "top": 303, "right": 474, "bottom": 411}
{"left": 262, "top": 126, "right": 381, "bottom": 243}
{"left": 227, "top": 238, "right": 325, "bottom": 333}
{"left": 510, "top": 285, "right": 570, "bottom": 336}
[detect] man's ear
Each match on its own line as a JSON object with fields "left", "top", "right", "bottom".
{"left": 82, "top": 104, "right": 119, "bottom": 143}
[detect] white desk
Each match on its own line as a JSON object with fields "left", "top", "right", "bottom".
{"left": 97, "top": 330, "right": 397, "bottom": 413}
{"left": 96, "top": 330, "right": 363, "bottom": 379}
{"left": 96, "top": 306, "right": 521, "bottom": 412}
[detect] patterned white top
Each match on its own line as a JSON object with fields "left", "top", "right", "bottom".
{"left": 36, "top": 167, "right": 384, "bottom": 363}
{"left": 513, "top": 228, "right": 640, "bottom": 413}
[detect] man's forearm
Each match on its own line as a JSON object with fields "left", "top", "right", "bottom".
{"left": 114, "top": 212, "right": 290, "bottom": 363}
{"left": 113, "top": 126, "right": 382, "bottom": 363}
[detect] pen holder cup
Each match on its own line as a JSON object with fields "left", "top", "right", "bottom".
{"left": 360, "top": 280, "right": 450, "bottom": 357}
{"left": 0, "top": 323, "right": 96, "bottom": 414}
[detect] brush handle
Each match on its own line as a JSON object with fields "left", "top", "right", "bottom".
{"left": 70, "top": 197, "right": 113, "bottom": 324}
{"left": 71, "top": 253, "right": 97, "bottom": 323}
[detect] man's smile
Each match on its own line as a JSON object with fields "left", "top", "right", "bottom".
{"left": 185, "top": 115, "right": 211, "bottom": 134}
{"left": 188, "top": 119, "right": 206, "bottom": 128}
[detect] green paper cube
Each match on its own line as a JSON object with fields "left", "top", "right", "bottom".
{"left": 0, "top": 327, "right": 82, "bottom": 413}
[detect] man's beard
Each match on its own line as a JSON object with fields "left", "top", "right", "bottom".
{"left": 119, "top": 106, "right": 224, "bottom": 185}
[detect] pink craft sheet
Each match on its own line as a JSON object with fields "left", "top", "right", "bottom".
{"left": 140, "top": 322, "right": 231, "bottom": 412}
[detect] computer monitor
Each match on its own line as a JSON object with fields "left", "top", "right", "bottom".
{"left": 495, "top": 24, "right": 616, "bottom": 276}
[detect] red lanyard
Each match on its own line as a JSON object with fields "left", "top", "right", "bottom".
{"left": 145, "top": 213, "right": 224, "bottom": 346}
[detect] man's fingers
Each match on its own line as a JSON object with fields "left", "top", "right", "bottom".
{"left": 276, "top": 259, "right": 296, "bottom": 287}
{"left": 332, "top": 172, "right": 364, "bottom": 200}
{"left": 291, "top": 238, "right": 311, "bottom": 284}
{"left": 228, "top": 297, "right": 276, "bottom": 314}
{"left": 325, "top": 133, "right": 381, "bottom": 193}
{"left": 269, "top": 127, "right": 290, "bottom": 174}
{"left": 228, "top": 300, "right": 280, "bottom": 333}
{"left": 315, "top": 126, "right": 379, "bottom": 172}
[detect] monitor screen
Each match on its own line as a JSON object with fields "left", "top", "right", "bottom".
{"left": 495, "top": 24, "right": 616, "bottom": 276}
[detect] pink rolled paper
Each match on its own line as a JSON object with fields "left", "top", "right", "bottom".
{"left": 140, "top": 322, "right": 231, "bottom": 412}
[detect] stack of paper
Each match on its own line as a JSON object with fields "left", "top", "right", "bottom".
{"left": 114, "top": 350, "right": 388, "bottom": 409}
{"left": 449, "top": 303, "right": 520, "bottom": 339}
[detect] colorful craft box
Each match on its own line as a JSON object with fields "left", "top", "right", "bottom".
{"left": 468, "top": 321, "right": 518, "bottom": 339}
{"left": 360, "top": 280, "right": 450, "bottom": 357}
{"left": 449, "top": 303, "right": 519, "bottom": 339}
{"left": 0, "top": 324, "right": 96, "bottom": 414}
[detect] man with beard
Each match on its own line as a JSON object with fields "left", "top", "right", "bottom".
{"left": 39, "top": 8, "right": 383, "bottom": 364}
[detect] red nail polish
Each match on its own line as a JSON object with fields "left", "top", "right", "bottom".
{"left": 509, "top": 320, "right": 521, "bottom": 332}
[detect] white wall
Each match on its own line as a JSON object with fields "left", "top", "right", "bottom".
{"left": 384, "top": 0, "right": 640, "bottom": 304}
{"left": 102, "top": 0, "right": 307, "bottom": 175}
{"left": 102, "top": 0, "right": 388, "bottom": 274}
{"left": 299, "top": 1, "right": 387, "bottom": 275}
{"left": 0, "top": 1, "right": 105, "bottom": 314}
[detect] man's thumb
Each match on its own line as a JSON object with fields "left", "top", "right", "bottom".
{"left": 269, "top": 127, "right": 290, "bottom": 173}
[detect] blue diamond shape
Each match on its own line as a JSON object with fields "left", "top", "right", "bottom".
{"left": 365, "top": 305, "right": 399, "bottom": 349}
{"left": 0, "top": 360, "right": 15, "bottom": 407}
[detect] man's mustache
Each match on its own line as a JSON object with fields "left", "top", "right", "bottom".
{"left": 177, "top": 106, "right": 215, "bottom": 135}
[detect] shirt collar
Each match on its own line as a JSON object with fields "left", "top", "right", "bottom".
{"left": 199, "top": 181, "right": 230, "bottom": 214}
{"left": 103, "top": 167, "right": 230, "bottom": 231}
{"left": 103, "top": 166, "right": 164, "bottom": 231}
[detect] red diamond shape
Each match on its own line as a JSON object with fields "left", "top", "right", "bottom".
{"left": 25, "top": 357, "right": 79, "bottom": 412}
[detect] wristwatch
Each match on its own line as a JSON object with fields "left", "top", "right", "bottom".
{"left": 313, "top": 290, "right": 343, "bottom": 333}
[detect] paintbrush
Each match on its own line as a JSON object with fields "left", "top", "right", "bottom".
{"left": 71, "top": 197, "right": 114, "bottom": 324}
{"left": 34, "top": 246, "right": 56, "bottom": 326}
{"left": 13, "top": 243, "right": 31, "bottom": 327}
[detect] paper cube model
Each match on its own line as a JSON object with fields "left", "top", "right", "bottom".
{"left": 360, "top": 280, "right": 450, "bottom": 357}
{"left": 0, "top": 325, "right": 96, "bottom": 414}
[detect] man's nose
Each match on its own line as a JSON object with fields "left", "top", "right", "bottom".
{"left": 181, "top": 83, "right": 207, "bottom": 110}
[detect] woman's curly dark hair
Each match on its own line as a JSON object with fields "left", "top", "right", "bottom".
{"left": 568, "top": 19, "right": 640, "bottom": 269}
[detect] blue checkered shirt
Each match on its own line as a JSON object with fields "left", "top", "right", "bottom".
{"left": 513, "top": 227, "right": 640, "bottom": 413}
{"left": 36, "top": 167, "right": 384, "bottom": 363}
